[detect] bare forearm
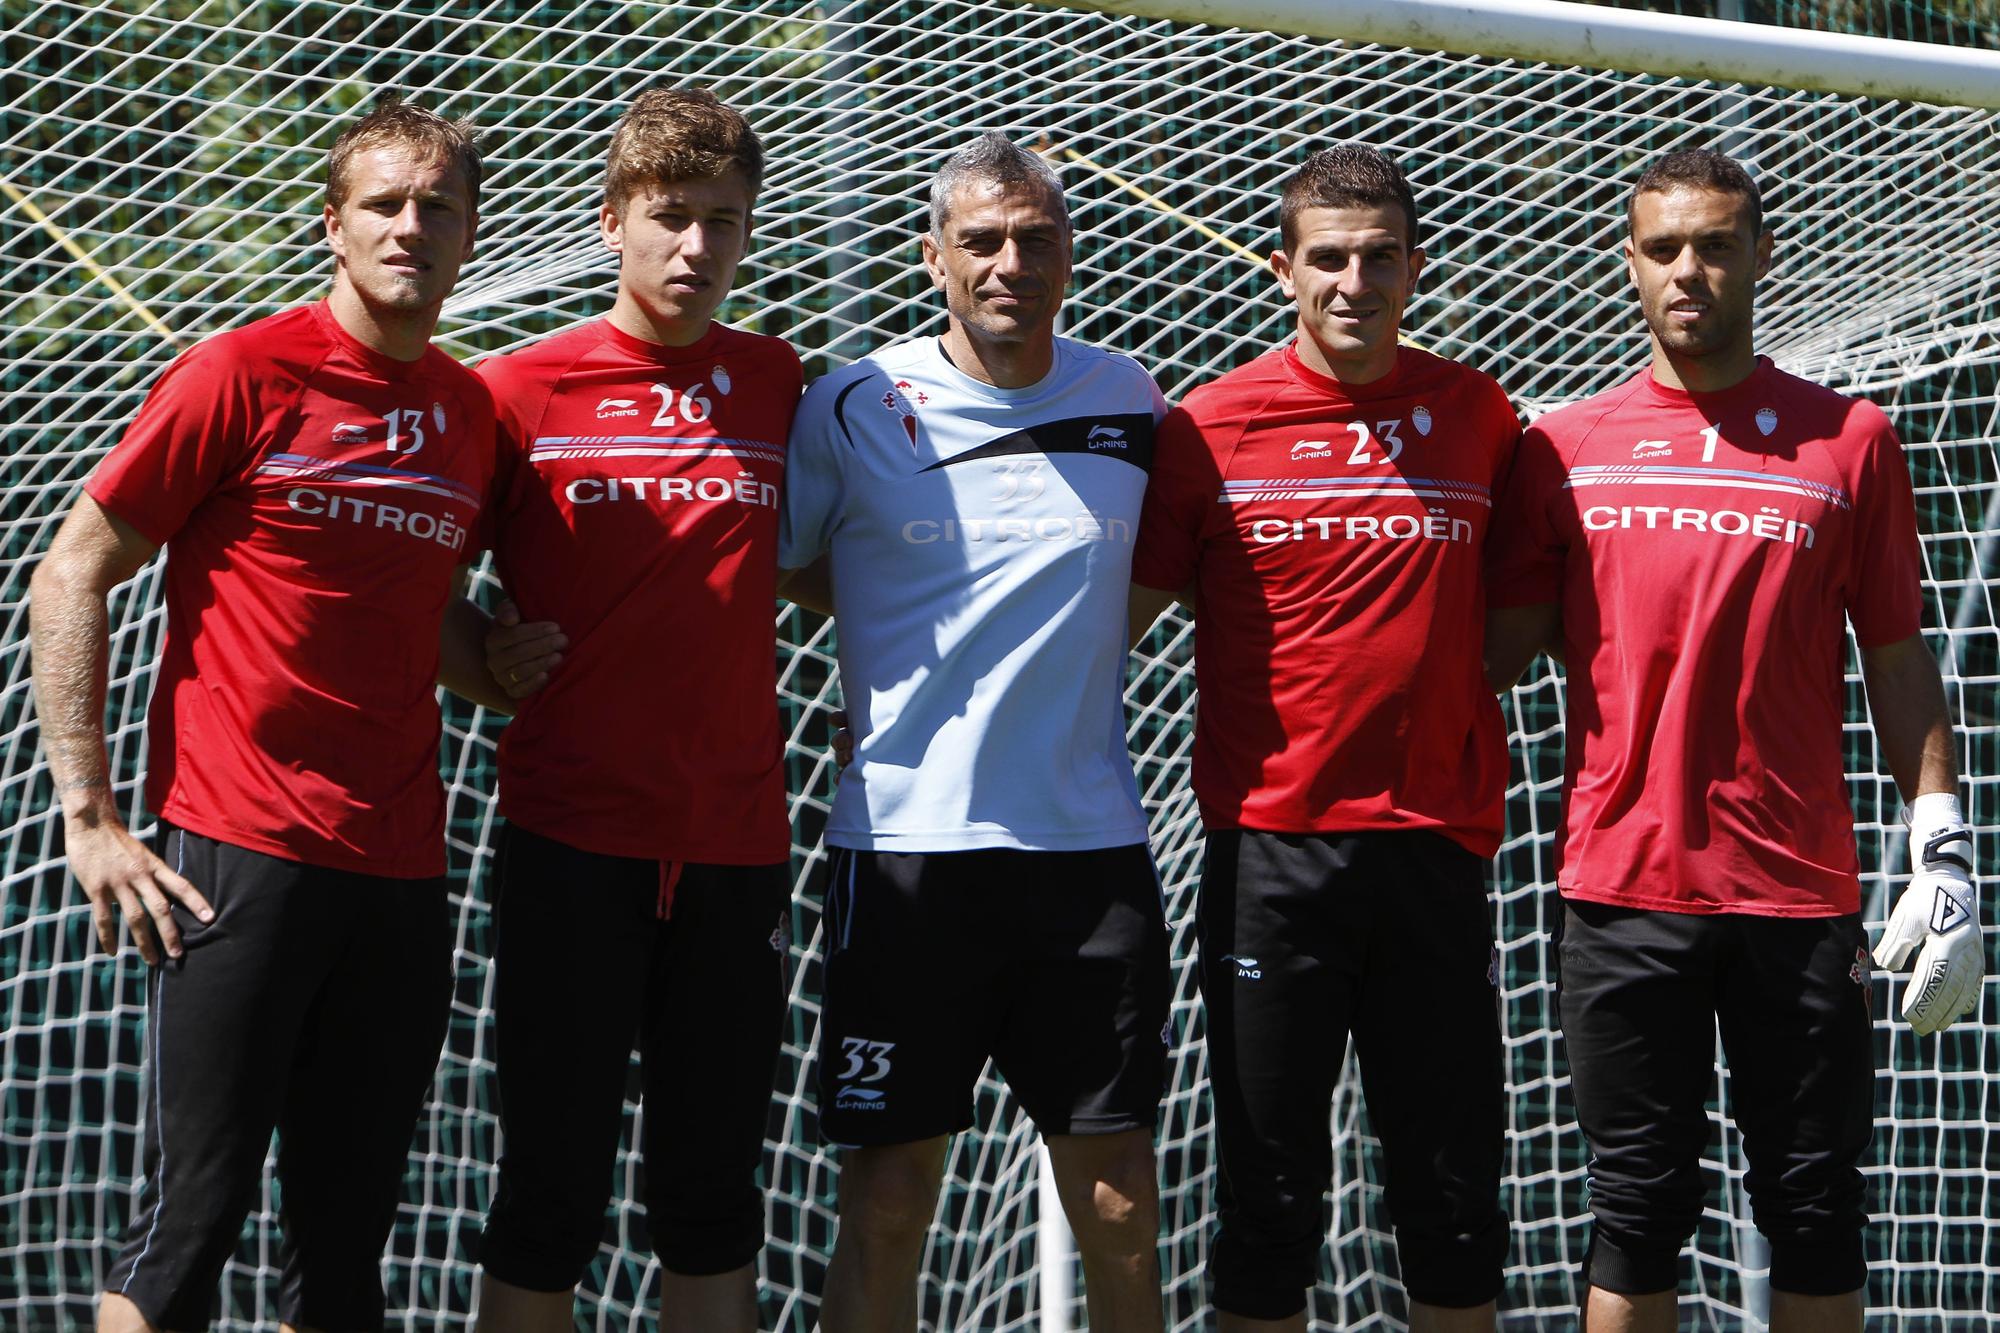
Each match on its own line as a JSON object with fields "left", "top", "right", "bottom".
{"left": 439, "top": 596, "right": 515, "bottom": 713}
{"left": 1484, "top": 602, "right": 1561, "bottom": 692}
{"left": 29, "top": 559, "right": 117, "bottom": 819}
{"left": 1860, "top": 633, "right": 1959, "bottom": 802}
{"left": 779, "top": 559, "right": 835, "bottom": 617}
{"left": 1128, "top": 583, "right": 1185, "bottom": 650}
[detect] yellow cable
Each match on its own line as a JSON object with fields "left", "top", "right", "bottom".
{"left": 1041, "top": 140, "right": 1426, "bottom": 352}
{"left": 0, "top": 171, "right": 184, "bottom": 348}
{"left": 1052, "top": 144, "right": 1268, "bottom": 269}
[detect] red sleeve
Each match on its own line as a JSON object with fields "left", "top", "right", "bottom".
{"left": 85, "top": 338, "right": 265, "bottom": 546}
{"left": 1845, "top": 405, "right": 1924, "bottom": 647}
{"left": 1484, "top": 418, "right": 1566, "bottom": 607}
{"left": 1133, "top": 403, "right": 1219, "bottom": 592}
{"left": 475, "top": 353, "right": 548, "bottom": 553}
{"left": 1484, "top": 376, "right": 1524, "bottom": 491}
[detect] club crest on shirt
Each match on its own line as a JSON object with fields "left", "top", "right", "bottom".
{"left": 1412, "top": 405, "right": 1433, "bottom": 437}
{"left": 432, "top": 402, "right": 447, "bottom": 433}
{"left": 1756, "top": 407, "right": 1778, "bottom": 436}
{"left": 881, "top": 379, "right": 925, "bottom": 449}
{"left": 712, "top": 364, "right": 733, "bottom": 396}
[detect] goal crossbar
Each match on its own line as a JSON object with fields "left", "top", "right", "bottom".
{"left": 1041, "top": 0, "right": 2000, "bottom": 107}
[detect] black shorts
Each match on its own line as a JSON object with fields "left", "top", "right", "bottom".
{"left": 478, "top": 824, "right": 790, "bottom": 1288}
{"left": 815, "top": 843, "right": 1169, "bottom": 1147}
{"left": 1197, "top": 828, "right": 1507, "bottom": 1318}
{"left": 1557, "top": 900, "right": 1874, "bottom": 1297}
{"left": 104, "top": 824, "right": 453, "bottom": 1333}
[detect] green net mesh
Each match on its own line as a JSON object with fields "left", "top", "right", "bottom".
{"left": 3, "top": 0, "right": 1996, "bottom": 1327}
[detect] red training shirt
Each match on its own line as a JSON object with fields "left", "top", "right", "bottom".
{"left": 479, "top": 320, "right": 801, "bottom": 864}
{"left": 86, "top": 301, "right": 495, "bottom": 878}
{"left": 1135, "top": 343, "right": 1519, "bottom": 856}
{"left": 1487, "top": 358, "right": 1923, "bottom": 916}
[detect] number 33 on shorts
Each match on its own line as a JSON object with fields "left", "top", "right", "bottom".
{"left": 837, "top": 1038, "right": 895, "bottom": 1083}
{"left": 832, "top": 1038, "right": 895, "bottom": 1114}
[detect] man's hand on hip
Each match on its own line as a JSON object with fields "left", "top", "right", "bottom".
{"left": 63, "top": 799, "right": 213, "bottom": 965}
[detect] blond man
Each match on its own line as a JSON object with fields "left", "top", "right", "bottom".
{"left": 31, "top": 101, "right": 490, "bottom": 1333}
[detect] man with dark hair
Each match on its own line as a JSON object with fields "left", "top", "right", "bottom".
{"left": 1487, "top": 147, "right": 1975, "bottom": 1332}
{"left": 781, "top": 131, "right": 1170, "bottom": 1333}
{"left": 1275, "top": 142, "right": 1420, "bottom": 253}
{"left": 1129, "top": 143, "right": 1517, "bottom": 1330}
{"left": 30, "top": 101, "right": 493, "bottom": 1333}
{"left": 1625, "top": 146, "right": 1762, "bottom": 237}
{"left": 461, "top": 88, "right": 799, "bottom": 1333}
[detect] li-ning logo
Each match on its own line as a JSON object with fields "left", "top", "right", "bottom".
{"left": 835, "top": 1085, "right": 886, "bottom": 1111}
{"left": 1632, "top": 439, "right": 1672, "bottom": 459}
{"left": 331, "top": 421, "right": 370, "bottom": 445}
{"left": 1290, "top": 440, "right": 1334, "bottom": 461}
{"left": 1087, "top": 425, "right": 1128, "bottom": 450}
{"left": 1221, "top": 955, "right": 1262, "bottom": 980}
{"left": 595, "top": 397, "right": 640, "bottom": 419}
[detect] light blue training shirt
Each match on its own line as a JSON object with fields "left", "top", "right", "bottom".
{"left": 780, "top": 335, "right": 1166, "bottom": 852}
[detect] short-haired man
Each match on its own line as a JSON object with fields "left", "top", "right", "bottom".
{"left": 29, "top": 102, "right": 491, "bottom": 1333}
{"left": 465, "top": 89, "right": 799, "bottom": 1333}
{"left": 1129, "top": 146, "right": 1516, "bottom": 1330}
{"left": 1487, "top": 148, "right": 1977, "bottom": 1331}
{"left": 780, "top": 133, "right": 1169, "bottom": 1333}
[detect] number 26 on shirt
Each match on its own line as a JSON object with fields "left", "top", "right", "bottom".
{"left": 649, "top": 381, "right": 714, "bottom": 427}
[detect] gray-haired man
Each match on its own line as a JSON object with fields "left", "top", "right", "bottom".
{"left": 779, "top": 133, "right": 1170, "bottom": 1333}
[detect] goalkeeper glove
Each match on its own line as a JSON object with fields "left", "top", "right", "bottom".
{"left": 1873, "top": 791, "right": 1981, "bottom": 1036}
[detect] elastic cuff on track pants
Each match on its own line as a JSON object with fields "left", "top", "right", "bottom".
{"left": 1583, "top": 1229, "right": 1680, "bottom": 1296}
{"left": 1770, "top": 1234, "right": 1865, "bottom": 1296}
{"left": 1400, "top": 1215, "right": 1508, "bottom": 1307}
{"left": 1209, "top": 1239, "right": 1314, "bottom": 1322}
{"left": 653, "top": 1228, "right": 763, "bottom": 1278}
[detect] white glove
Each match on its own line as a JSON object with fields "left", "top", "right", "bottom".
{"left": 1873, "top": 792, "right": 1981, "bottom": 1036}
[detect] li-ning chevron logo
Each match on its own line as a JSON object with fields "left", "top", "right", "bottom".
{"left": 1087, "top": 425, "right": 1128, "bottom": 450}
{"left": 1221, "top": 955, "right": 1262, "bottom": 980}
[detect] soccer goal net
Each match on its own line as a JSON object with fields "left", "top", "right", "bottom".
{"left": 3, "top": 0, "right": 1996, "bottom": 1328}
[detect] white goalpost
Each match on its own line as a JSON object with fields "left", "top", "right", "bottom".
{"left": 2, "top": 0, "right": 1996, "bottom": 1329}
